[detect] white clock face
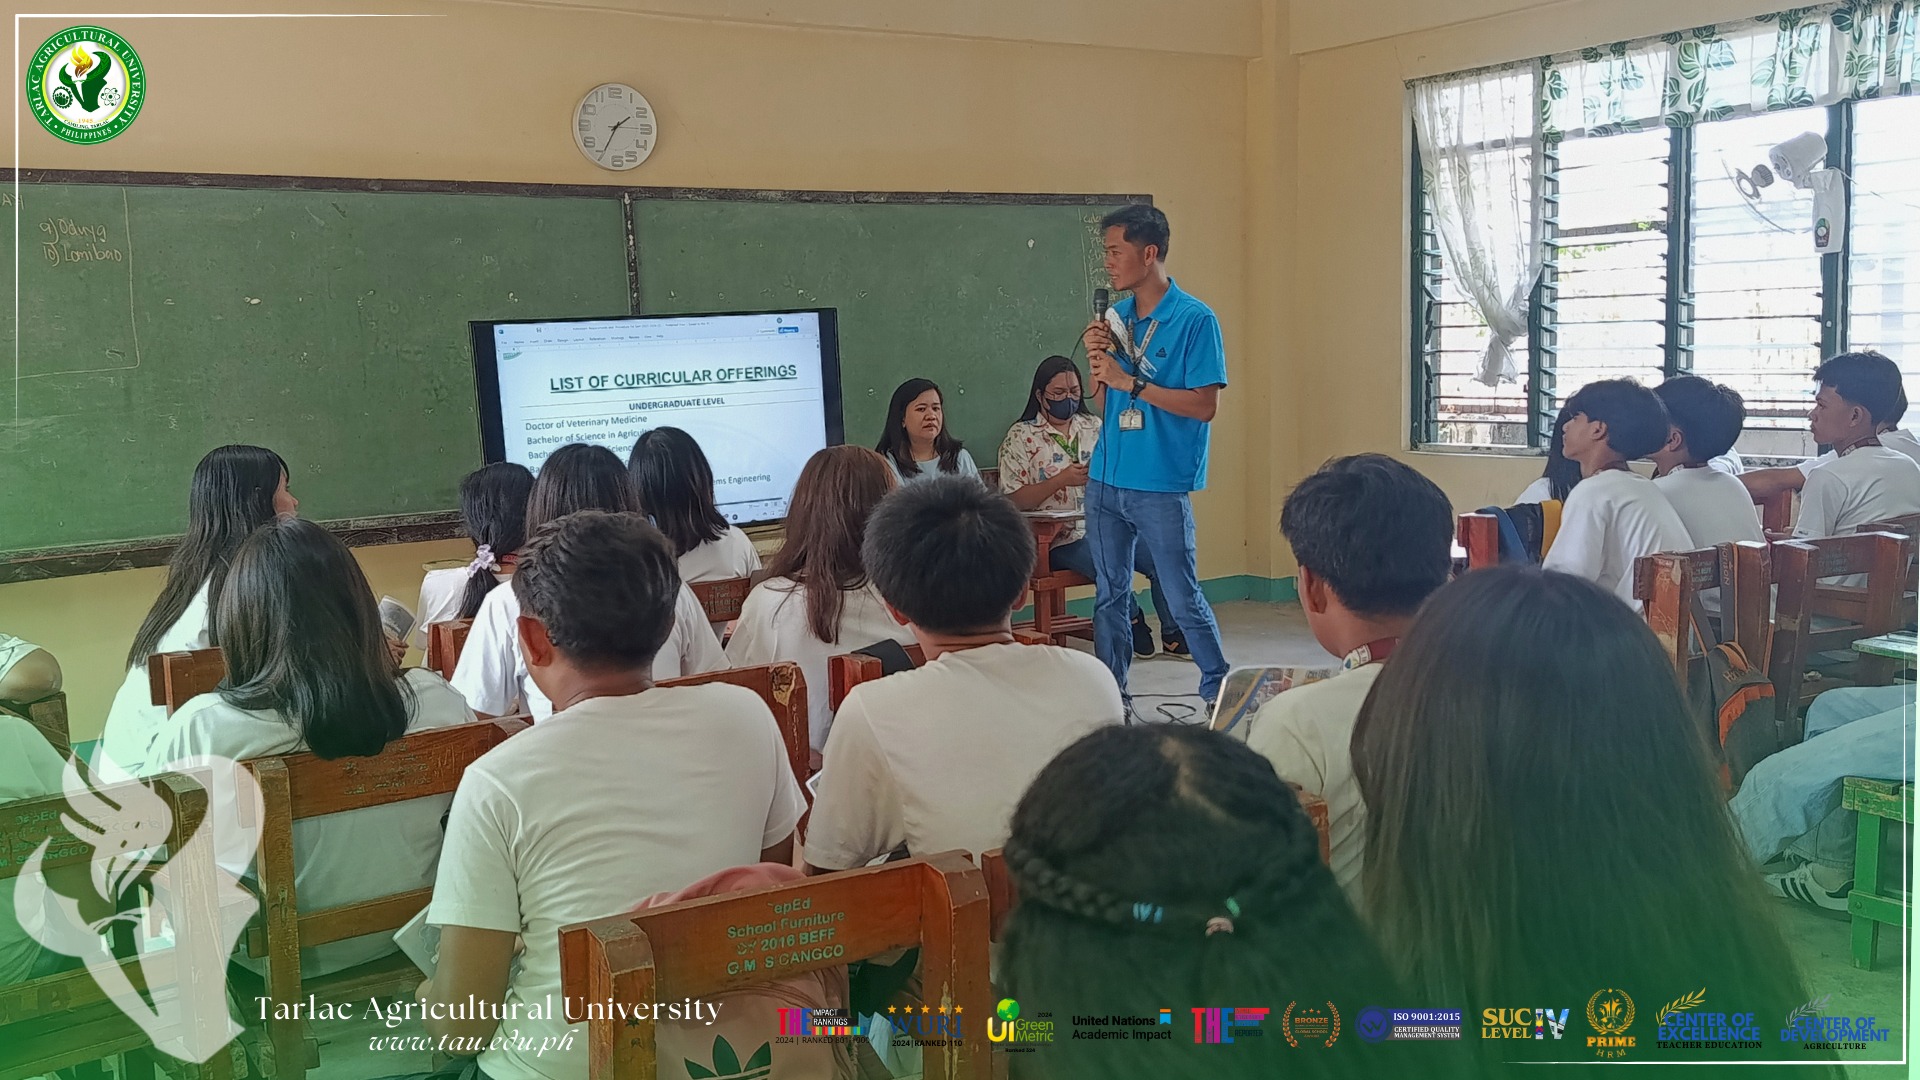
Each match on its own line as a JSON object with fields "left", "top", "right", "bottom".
{"left": 574, "top": 83, "right": 656, "bottom": 171}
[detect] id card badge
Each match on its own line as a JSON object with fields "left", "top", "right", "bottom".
{"left": 1119, "top": 407, "right": 1145, "bottom": 431}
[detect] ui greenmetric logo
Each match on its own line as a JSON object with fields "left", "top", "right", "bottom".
{"left": 28, "top": 26, "right": 145, "bottom": 144}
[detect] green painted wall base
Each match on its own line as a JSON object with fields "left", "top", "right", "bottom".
{"left": 1015, "top": 574, "right": 1297, "bottom": 623}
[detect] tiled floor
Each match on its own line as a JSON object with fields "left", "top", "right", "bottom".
{"left": 300, "top": 601, "right": 1905, "bottom": 1079}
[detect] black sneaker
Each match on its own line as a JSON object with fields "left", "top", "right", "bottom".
{"left": 1131, "top": 613, "right": 1156, "bottom": 658}
{"left": 1163, "top": 633, "right": 1193, "bottom": 661}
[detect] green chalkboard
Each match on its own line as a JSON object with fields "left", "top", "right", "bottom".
{"left": 634, "top": 200, "right": 1108, "bottom": 462}
{"left": 0, "top": 182, "right": 630, "bottom": 554}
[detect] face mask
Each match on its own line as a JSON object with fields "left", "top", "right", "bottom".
{"left": 1045, "top": 397, "right": 1078, "bottom": 420}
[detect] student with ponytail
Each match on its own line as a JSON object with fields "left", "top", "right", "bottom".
{"left": 450, "top": 443, "right": 727, "bottom": 720}
{"left": 102, "top": 444, "right": 296, "bottom": 776}
{"left": 999, "top": 724, "right": 1456, "bottom": 1080}
{"left": 413, "top": 463, "right": 534, "bottom": 645}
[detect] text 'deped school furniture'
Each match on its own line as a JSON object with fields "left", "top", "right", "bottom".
{"left": 557, "top": 851, "right": 991, "bottom": 1080}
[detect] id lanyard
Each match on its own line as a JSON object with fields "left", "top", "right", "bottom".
{"left": 1119, "top": 318, "right": 1159, "bottom": 432}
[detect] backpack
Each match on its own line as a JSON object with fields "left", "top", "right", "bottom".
{"left": 1688, "top": 639, "right": 1781, "bottom": 789}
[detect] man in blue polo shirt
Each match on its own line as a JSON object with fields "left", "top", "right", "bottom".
{"left": 1082, "top": 204, "right": 1230, "bottom": 705}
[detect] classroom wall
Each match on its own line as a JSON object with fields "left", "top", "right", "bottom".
{"left": 1286, "top": 0, "right": 1801, "bottom": 542}
{"left": 3, "top": 0, "right": 1258, "bottom": 740}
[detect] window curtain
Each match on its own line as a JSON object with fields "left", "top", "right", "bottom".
{"left": 1540, "top": 0, "right": 1919, "bottom": 141}
{"left": 1412, "top": 65, "right": 1545, "bottom": 386}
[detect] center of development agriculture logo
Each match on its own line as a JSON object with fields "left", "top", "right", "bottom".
{"left": 27, "top": 26, "right": 145, "bottom": 144}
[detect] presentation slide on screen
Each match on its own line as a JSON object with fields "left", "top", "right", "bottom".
{"left": 489, "top": 313, "right": 830, "bottom": 524}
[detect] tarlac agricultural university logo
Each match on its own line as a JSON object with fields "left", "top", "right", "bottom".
{"left": 27, "top": 26, "right": 145, "bottom": 144}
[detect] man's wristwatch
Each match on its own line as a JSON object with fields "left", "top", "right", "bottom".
{"left": 1130, "top": 375, "right": 1147, "bottom": 397}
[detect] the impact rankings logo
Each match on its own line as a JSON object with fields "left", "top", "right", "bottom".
{"left": 26, "top": 26, "right": 146, "bottom": 144}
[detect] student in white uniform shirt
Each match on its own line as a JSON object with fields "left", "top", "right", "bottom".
{"left": 1742, "top": 371, "right": 1919, "bottom": 506}
{"left": 1649, "top": 377, "right": 1764, "bottom": 548}
{"left": 1791, "top": 352, "right": 1920, "bottom": 539}
{"left": 413, "top": 463, "right": 533, "bottom": 647}
{"left": 803, "top": 476, "right": 1124, "bottom": 874}
{"left": 102, "top": 445, "right": 297, "bottom": 777}
{"left": 630, "top": 426, "right": 763, "bottom": 641}
{"left": 1239, "top": 455, "right": 1453, "bottom": 902}
{"left": 727, "top": 445, "right": 915, "bottom": 756}
{"left": 0, "top": 633, "right": 61, "bottom": 707}
{"left": 629, "top": 426, "right": 763, "bottom": 585}
{"left": 416, "top": 510, "right": 805, "bottom": 1080}
{"left": 450, "top": 443, "right": 726, "bottom": 720}
{"left": 1540, "top": 379, "right": 1693, "bottom": 610}
{"left": 147, "top": 518, "right": 477, "bottom": 977}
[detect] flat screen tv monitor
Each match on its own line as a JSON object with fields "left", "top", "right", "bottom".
{"left": 472, "top": 309, "right": 842, "bottom": 528}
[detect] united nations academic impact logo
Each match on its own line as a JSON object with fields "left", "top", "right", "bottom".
{"left": 27, "top": 26, "right": 145, "bottom": 144}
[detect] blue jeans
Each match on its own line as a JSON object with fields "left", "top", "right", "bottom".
{"left": 1047, "top": 537, "right": 1175, "bottom": 632}
{"left": 1730, "top": 684, "right": 1915, "bottom": 871}
{"left": 1085, "top": 481, "right": 1229, "bottom": 702}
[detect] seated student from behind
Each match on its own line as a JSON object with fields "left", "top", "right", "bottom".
{"left": 147, "top": 518, "right": 479, "bottom": 977}
{"left": 0, "top": 634, "right": 61, "bottom": 706}
{"left": 1649, "top": 376, "right": 1764, "bottom": 548}
{"left": 1540, "top": 379, "right": 1693, "bottom": 610}
{"left": 1241, "top": 454, "right": 1452, "bottom": 901}
{"left": 1792, "top": 350, "right": 1920, "bottom": 539}
{"left": 419, "top": 511, "right": 804, "bottom": 1080}
{"left": 803, "top": 477, "right": 1123, "bottom": 873}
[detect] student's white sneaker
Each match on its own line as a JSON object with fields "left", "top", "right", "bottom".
{"left": 1764, "top": 862, "right": 1852, "bottom": 913}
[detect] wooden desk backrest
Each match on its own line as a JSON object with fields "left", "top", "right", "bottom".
{"left": 425, "top": 619, "right": 474, "bottom": 682}
{"left": 1632, "top": 547, "right": 1726, "bottom": 686}
{"left": 827, "top": 644, "right": 927, "bottom": 714}
{"left": 149, "top": 648, "right": 229, "bottom": 714}
{"left": 0, "top": 770, "right": 231, "bottom": 1058}
{"left": 1857, "top": 513, "right": 1920, "bottom": 538}
{"left": 979, "top": 467, "right": 1001, "bottom": 490}
{"left": 1765, "top": 531, "right": 1913, "bottom": 741}
{"left": 1456, "top": 513, "right": 1499, "bottom": 572}
{"left": 979, "top": 849, "right": 1016, "bottom": 943}
{"left": 241, "top": 716, "right": 528, "bottom": 962}
{"left": 1757, "top": 489, "right": 1795, "bottom": 534}
{"left": 657, "top": 663, "right": 811, "bottom": 811}
{"left": 825, "top": 635, "right": 1053, "bottom": 713}
{"left": 689, "top": 576, "right": 754, "bottom": 625}
{"left": 558, "top": 851, "right": 990, "bottom": 1080}
{"left": 1, "top": 692, "right": 71, "bottom": 756}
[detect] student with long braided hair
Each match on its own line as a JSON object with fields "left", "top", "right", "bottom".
{"left": 999, "top": 724, "right": 1463, "bottom": 1080}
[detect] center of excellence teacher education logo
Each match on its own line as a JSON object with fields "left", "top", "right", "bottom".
{"left": 27, "top": 26, "right": 145, "bottom": 144}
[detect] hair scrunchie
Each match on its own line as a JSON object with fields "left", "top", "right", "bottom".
{"left": 469, "top": 544, "right": 499, "bottom": 575}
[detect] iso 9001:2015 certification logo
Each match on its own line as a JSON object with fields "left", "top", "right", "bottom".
{"left": 27, "top": 26, "right": 146, "bottom": 144}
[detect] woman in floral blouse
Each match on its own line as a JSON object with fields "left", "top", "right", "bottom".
{"left": 998, "top": 355, "right": 1183, "bottom": 659}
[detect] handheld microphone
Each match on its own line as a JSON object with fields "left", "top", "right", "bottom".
{"left": 1093, "top": 287, "right": 1110, "bottom": 321}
